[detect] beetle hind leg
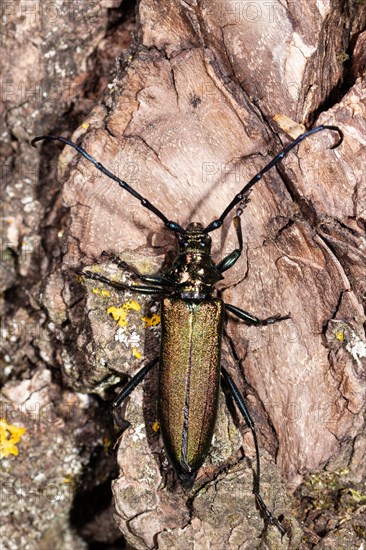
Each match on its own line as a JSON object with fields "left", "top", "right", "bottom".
{"left": 221, "top": 366, "right": 287, "bottom": 536}
{"left": 111, "top": 357, "right": 159, "bottom": 410}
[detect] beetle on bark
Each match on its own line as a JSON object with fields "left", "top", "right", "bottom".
{"left": 32, "top": 124, "right": 342, "bottom": 535}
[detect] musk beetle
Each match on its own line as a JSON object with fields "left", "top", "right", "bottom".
{"left": 32, "top": 124, "right": 343, "bottom": 535}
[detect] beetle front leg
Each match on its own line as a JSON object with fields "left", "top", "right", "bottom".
{"left": 216, "top": 193, "right": 251, "bottom": 274}
{"left": 225, "top": 303, "right": 290, "bottom": 325}
{"left": 77, "top": 269, "right": 172, "bottom": 295}
{"left": 101, "top": 251, "right": 173, "bottom": 287}
{"left": 221, "top": 366, "right": 287, "bottom": 537}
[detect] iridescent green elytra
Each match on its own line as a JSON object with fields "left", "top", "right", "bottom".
{"left": 159, "top": 296, "right": 224, "bottom": 486}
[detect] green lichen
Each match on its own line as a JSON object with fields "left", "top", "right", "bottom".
{"left": 336, "top": 51, "right": 350, "bottom": 63}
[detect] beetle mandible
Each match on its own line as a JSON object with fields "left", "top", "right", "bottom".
{"left": 32, "top": 124, "right": 343, "bottom": 535}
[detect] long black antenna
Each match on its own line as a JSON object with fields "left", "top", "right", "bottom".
{"left": 31, "top": 135, "right": 185, "bottom": 234}
{"left": 203, "top": 125, "right": 343, "bottom": 234}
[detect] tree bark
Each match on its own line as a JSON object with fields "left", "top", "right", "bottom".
{"left": 1, "top": 1, "right": 365, "bottom": 549}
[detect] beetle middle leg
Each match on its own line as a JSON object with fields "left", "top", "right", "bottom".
{"left": 221, "top": 366, "right": 286, "bottom": 536}
{"left": 225, "top": 303, "right": 290, "bottom": 325}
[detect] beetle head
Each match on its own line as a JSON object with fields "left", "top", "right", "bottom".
{"left": 177, "top": 222, "right": 212, "bottom": 253}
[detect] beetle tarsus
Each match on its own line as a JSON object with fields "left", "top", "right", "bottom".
{"left": 255, "top": 494, "right": 287, "bottom": 536}
{"left": 261, "top": 312, "right": 291, "bottom": 325}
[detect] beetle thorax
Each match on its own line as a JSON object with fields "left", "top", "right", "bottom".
{"left": 167, "top": 223, "right": 222, "bottom": 299}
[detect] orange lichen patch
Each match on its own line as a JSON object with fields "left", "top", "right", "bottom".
{"left": 107, "top": 300, "right": 141, "bottom": 327}
{"left": 132, "top": 347, "right": 142, "bottom": 359}
{"left": 152, "top": 420, "right": 160, "bottom": 432}
{"left": 0, "top": 419, "right": 26, "bottom": 458}
{"left": 142, "top": 314, "right": 160, "bottom": 328}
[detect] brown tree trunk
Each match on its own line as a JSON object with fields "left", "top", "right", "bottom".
{"left": 1, "top": 1, "right": 365, "bottom": 549}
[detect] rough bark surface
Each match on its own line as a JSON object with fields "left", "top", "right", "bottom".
{"left": 1, "top": 1, "right": 365, "bottom": 549}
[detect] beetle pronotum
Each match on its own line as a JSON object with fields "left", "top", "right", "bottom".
{"left": 32, "top": 124, "right": 342, "bottom": 535}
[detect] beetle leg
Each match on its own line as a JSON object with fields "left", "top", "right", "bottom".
{"left": 111, "top": 358, "right": 159, "bottom": 410}
{"left": 221, "top": 366, "right": 287, "bottom": 537}
{"left": 77, "top": 269, "right": 173, "bottom": 295}
{"left": 225, "top": 303, "right": 290, "bottom": 325}
{"left": 216, "top": 193, "right": 251, "bottom": 274}
{"left": 101, "top": 251, "right": 173, "bottom": 287}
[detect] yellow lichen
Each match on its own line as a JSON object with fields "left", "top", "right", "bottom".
{"left": 103, "top": 437, "right": 112, "bottom": 453}
{"left": 107, "top": 300, "right": 141, "bottom": 327}
{"left": 0, "top": 419, "right": 26, "bottom": 458}
{"left": 152, "top": 420, "right": 160, "bottom": 432}
{"left": 107, "top": 306, "right": 129, "bottom": 327}
{"left": 132, "top": 348, "right": 142, "bottom": 359}
{"left": 335, "top": 330, "right": 345, "bottom": 342}
{"left": 126, "top": 300, "right": 141, "bottom": 311}
{"left": 91, "top": 287, "right": 111, "bottom": 297}
{"left": 142, "top": 314, "right": 160, "bottom": 327}
{"left": 81, "top": 122, "right": 89, "bottom": 130}
{"left": 63, "top": 476, "right": 77, "bottom": 491}
{"left": 273, "top": 114, "right": 305, "bottom": 139}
